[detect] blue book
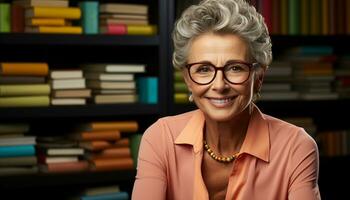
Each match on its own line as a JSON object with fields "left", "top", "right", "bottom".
{"left": 81, "top": 191, "right": 129, "bottom": 200}
{"left": 137, "top": 77, "right": 158, "bottom": 104}
{"left": 0, "top": 145, "right": 35, "bottom": 157}
{"left": 79, "top": 1, "right": 99, "bottom": 34}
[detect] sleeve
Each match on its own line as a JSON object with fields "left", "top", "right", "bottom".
{"left": 288, "top": 129, "right": 321, "bottom": 200}
{"left": 131, "top": 120, "right": 167, "bottom": 200}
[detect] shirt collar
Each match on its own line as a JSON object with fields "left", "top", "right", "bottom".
{"left": 174, "top": 105, "right": 270, "bottom": 162}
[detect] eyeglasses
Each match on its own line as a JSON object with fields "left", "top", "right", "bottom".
{"left": 185, "top": 60, "right": 260, "bottom": 85}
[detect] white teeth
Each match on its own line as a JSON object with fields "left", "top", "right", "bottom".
{"left": 210, "top": 98, "right": 232, "bottom": 104}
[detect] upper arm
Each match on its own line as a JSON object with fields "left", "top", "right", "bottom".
{"left": 132, "top": 121, "right": 168, "bottom": 200}
{"left": 288, "top": 130, "right": 321, "bottom": 200}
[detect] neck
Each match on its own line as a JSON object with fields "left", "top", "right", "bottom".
{"left": 204, "top": 105, "right": 253, "bottom": 156}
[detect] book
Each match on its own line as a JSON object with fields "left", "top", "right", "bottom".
{"left": 87, "top": 81, "right": 135, "bottom": 90}
{"left": 0, "top": 96, "right": 50, "bottom": 107}
{"left": 0, "top": 3, "right": 10, "bottom": 33}
{"left": 82, "top": 64, "right": 145, "bottom": 73}
{"left": 51, "top": 98, "right": 86, "bottom": 105}
{"left": 91, "top": 157, "right": 134, "bottom": 171}
{"left": 26, "top": 18, "right": 67, "bottom": 26}
{"left": 137, "top": 77, "right": 158, "bottom": 104}
{"left": 84, "top": 147, "right": 131, "bottom": 159}
{"left": 127, "top": 24, "right": 157, "bottom": 35}
{"left": 100, "top": 18, "right": 148, "bottom": 25}
{"left": 84, "top": 73, "right": 134, "bottom": 81}
{"left": 39, "top": 160, "right": 89, "bottom": 173}
{"left": 50, "top": 69, "right": 83, "bottom": 79}
{"left": 11, "top": 4, "right": 25, "bottom": 33}
{"left": 0, "top": 156, "right": 37, "bottom": 166}
{"left": 0, "top": 166, "right": 38, "bottom": 176}
{"left": 0, "top": 123, "right": 29, "bottom": 134}
{"left": 130, "top": 134, "right": 142, "bottom": 167}
{"left": 94, "top": 94, "right": 137, "bottom": 104}
{"left": 52, "top": 89, "right": 91, "bottom": 98}
{"left": 51, "top": 78, "right": 86, "bottom": 90}
{"left": 82, "top": 185, "right": 120, "bottom": 196}
{"left": 99, "top": 3, "right": 148, "bottom": 15}
{"left": 25, "top": 26, "right": 83, "bottom": 34}
{"left": 100, "top": 13, "right": 148, "bottom": 20}
{"left": 79, "top": 141, "right": 120, "bottom": 151}
{"left": 81, "top": 191, "right": 129, "bottom": 200}
{"left": 38, "top": 155, "right": 79, "bottom": 164}
{"left": 0, "top": 62, "right": 48, "bottom": 76}
{"left": 71, "top": 130, "right": 121, "bottom": 141}
{"left": 0, "top": 76, "right": 45, "bottom": 84}
{"left": 0, "top": 145, "right": 35, "bottom": 157}
{"left": 13, "top": 0, "right": 69, "bottom": 8}
{"left": 0, "top": 136, "right": 36, "bottom": 146}
{"left": 93, "top": 89, "right": 136, "bottom": 95}
{"left": 0, "top": 84, "right": 50, "bottom": 96}
{"left": 79, "top": 1, "right": 99, "bottom": 34}
{"left": 25, "top": 7, "right": 81, "bottom": 19}
{"left": 79, "top": 121, "right": 138, "bottom": 132}
{"left": 41, "top": 147, "right": 84, "bottom": 156}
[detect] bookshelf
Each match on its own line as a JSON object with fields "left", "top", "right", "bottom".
{"left": 0, "top": 0, "right": 170, "bottom": 198}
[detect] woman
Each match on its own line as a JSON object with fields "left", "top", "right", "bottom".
{"left": 132, "top": 0, "right": 321, "bottom": 199}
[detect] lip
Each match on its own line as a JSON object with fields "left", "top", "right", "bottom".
{"left": 206, "top": 96, "right": 236, "bottom": 108}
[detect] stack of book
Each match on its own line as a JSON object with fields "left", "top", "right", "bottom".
{"left": 334, "top": 55, "right": 350, "bottom": 99}
{"left": 173, "top": 69, "right": 190, "bottom": 103}
{"left": 79, "top": 185, "right": 129, "bottom": 200}
{"left": 50, "top": 69, "right": 90, "bottom": 105}
{"left": 261, "top": 61, "right": 299, "bottom": 101}
{"left": 36, "top": 136, "right": 89, "bottom": 173}
{"left": 14, "top": 0, "right": 83, "bottom": 34}
{"left": 76, "top": 121, "right": 138, "bottom": 171}
{"left": 0, "top": 62, "right": 50, "bottom": 107}
{"left": 82, "top": 63, "right": 146, "bottom": 104}
{"left": 0, "top": 123, "right": 38, "bottom": 175}
{"left": 99, "top": 3, "right": 157, "bottom": 35}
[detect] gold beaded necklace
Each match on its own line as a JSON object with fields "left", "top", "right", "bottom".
{"left": 203, "top": 140, "right": 239, "bottom": 163}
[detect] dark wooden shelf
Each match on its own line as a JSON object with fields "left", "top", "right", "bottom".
{"left": 0, "top": 169, "right": 136, "bottom": 189}
{"left": 0, "top": 33, "right": 159, "bottom": 46}
{"left": 0, "top": 104, "right": 160, "bottom": 120}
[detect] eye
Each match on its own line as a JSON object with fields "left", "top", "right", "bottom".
{"left": 226, "top": 63, "right": 248, "bottom": 73}
{"left": 194, "top": 64, "right": 214, "bottom": 73}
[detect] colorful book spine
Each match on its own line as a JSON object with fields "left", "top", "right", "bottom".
{"left": 0, "top": 3, "right": 10, "bottom": 32}
{"left": 80, "top": 1, "right": 99, "bottom": 34}
{"left": 0, "top": 145, "right": 35, "bottom": 157}
{"left": 26, "top": 7, "right": 81, "bottom": 19}
{"left": 137, "top": 77, "right": 158, "bottom": 104}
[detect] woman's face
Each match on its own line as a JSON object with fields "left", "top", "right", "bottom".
{"left": 184, "top": 33, "right": 262, "bottom": 122}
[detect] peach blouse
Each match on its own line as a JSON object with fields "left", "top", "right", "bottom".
{"left": 132, "top": 105, "right": 321, "bottom": 200}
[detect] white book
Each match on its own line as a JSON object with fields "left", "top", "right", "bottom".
{"left": 44, "top": 156, "right": 79, "bottom": 164}
{"left": 84, "top": 73, "right": 134, "bottom": 81}
{"left": 87, "top": 81, "right": 136, "bottom": 89}
{"left": 46, "top": 148, "right": 84, "bottom": 156}
{"left": 51, "top": 78, "right": 86, "bottom": 89}
{"left": 51, "top": 98, "right": 86, "bottom": 105}
{"left": 0, "top": 136, "right": 36, "bottom": 146}
{"left": 82, "top": 64, "right": 146, "bottom": 73}
{"left": 50, "top": 69, "right": 83, "bottom": 79}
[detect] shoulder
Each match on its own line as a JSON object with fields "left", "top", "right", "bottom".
{"left": 142, "top": 109, "right": 198, "bottom": 144}
{"left": 263, "top": 113, "right": 318, "bottom": 155}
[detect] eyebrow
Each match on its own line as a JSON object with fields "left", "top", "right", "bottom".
{"left": 191, "top": 59, "right": 246, "bottom": 65}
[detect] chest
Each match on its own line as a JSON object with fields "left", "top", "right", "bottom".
{"left": 201, "top": 153, "right": 234, "bottom": 200}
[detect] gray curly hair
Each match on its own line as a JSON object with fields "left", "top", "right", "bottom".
{"left": 172, "top": 0, "right": 272, "bottom": 70}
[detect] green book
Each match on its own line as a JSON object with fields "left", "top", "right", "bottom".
{"left": 0, "top": 3, "right": 10, "bottom": 32}
{"left": 0, "top": 84, "right": 51, "bottom": 96}
{"left": 0, "top": 96, "right": 50, "bottom": 107}
{"left": 130, "top": 133, "right": 142, "bottom": 168}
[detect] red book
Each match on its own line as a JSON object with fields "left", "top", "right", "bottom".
{"left": 99, "top": 24, "right": 127, "bottom": 35}
{"left": 11, "top": 4, "right": 24, "bottom": 33}
{"left": 39, "top": 161, "right": 89, "bottom": 173}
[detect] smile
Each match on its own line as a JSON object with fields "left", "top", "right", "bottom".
{"left": 207, "top": 97, "right": 235, "bottom": 107}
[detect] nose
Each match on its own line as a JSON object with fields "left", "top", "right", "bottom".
{"left": 212, "top": 70, "right": 228, "bottom": 91}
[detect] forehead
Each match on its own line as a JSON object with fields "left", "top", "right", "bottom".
{"left": 188, "top": 33, "right": 248, "bottom": 61}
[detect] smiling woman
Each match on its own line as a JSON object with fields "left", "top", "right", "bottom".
{"left": 132, "top": 0, "right": 321, "bottom": 200}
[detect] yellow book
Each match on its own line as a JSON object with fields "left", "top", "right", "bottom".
{"left": 13, "top": 0, "right": 69, "bottom": 8}
{"left": 26, "top": 18, "right": 66, "bottom": 26}
{"left": 0, "top": 96, "right": 50, "bottom": 107}
{"left": 174, "top": 93, "right": 189, "bottom": 104}
{"left": 25, "top": 26, "right": 82, "bottom": 34}
{"left": 0, "top": 84, "right": 50, "bottom": 96}
{"left": 25, "top": 7, "right": 81, "bottom": 19}
{"left": 127, "top": 25, "right": 157, "bottom": 35}
{"left": 321, "top": 0, "right": 329, "bottom": 35}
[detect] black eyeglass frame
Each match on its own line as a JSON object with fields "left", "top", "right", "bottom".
{"left": 185, "top": 60, "right": 261, "bottom": 85}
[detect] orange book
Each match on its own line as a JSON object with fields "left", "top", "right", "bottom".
{"left": 39, "top": 160, "right": 89, "bottom": 173}
{"left": 0, "top": 62, "right": 48, "bottom": 76}
{"left": 72, "top": 130, "right": 121, "bottom": 141}
{"left": 86, "top": 147, "right": 131, "bottom": 159}
{"left": 83, "top": 121, "right": 138, "bottom": 132}
{"left": 79, "top": 140, "right": 115, "bottom": 151}
{"left": 91, "top": 157, "right": 134, "bottom": 171}
{"left": 113, "top": 138, "right": 129, "bottom": 148}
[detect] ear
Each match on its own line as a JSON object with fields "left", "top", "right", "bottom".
{"left": 254, "top": 66, "right": 266, "bottom": 92}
